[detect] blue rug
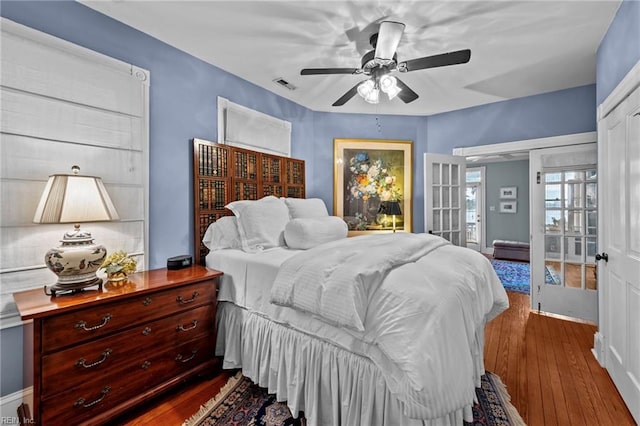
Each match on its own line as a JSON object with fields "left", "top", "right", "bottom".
{"left": 490, "top": 259, "right": 530, "bottom": 294}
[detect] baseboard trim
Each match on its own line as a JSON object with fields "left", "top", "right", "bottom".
{"left": 592, "top": 331, "right": 605, "bottom": 367}
{"left": 0, "top": 313, "right": 27, "bottom": 331}
{"left": 0, "top": 386, "right": 33, "bottom": 421}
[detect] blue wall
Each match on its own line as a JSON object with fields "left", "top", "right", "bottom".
{"left": 597, "top": 0, "right": 640, "bottom": 105}
{"left": 1, "top": 0, "right": 636, "bottom": 398}
{"left": 426, "top": 85, "right": 597, "bottom": 153}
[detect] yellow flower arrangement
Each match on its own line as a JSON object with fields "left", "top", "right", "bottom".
{"left": 100, "top": 250, "right": 137, "bottom": 282}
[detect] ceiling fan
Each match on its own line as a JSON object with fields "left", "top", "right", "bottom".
{"left": 300, "top": 21, "right": 471, "bottom": 106}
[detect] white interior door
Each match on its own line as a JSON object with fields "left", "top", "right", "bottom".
{"left": 598, "top": 84, "right": 640, "bottom": 424}
{"left": 424, "top": 153, "right": 466, "bottom": 246}
{"left": 530, "top": 144, "right": 598, "bottom": 323}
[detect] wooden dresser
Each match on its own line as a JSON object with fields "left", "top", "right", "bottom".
{"left": 13, "top": 265, "right": 222, "bottom": 425}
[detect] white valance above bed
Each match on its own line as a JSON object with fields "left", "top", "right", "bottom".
{"left": 217, "top": 97, "right": 291, "bottom": 156}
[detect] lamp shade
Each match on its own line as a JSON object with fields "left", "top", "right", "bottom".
{"left": 33, "top": 169, "right": 119, "bottom": 224}
{"left": 378, "top": 200, "right": 402, "bottom": 216}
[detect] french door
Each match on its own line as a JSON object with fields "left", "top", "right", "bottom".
{"left": 424, "top": 153, "right": 466, "bottom": 246}
{"left": 530, "top": 144, "right": 598, "bottom": 323}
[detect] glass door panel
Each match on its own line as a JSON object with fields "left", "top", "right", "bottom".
{"left": 424, "top": 154, "right": 466, "bottom": 246}
{"left": 542, "top": 169, "right": 597, "bottom": 291}
{"left": 466, "top": 185, "right": 478, "bottom": 244}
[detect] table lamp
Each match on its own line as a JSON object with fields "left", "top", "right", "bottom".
{"left": 33, "top": 166, "right": 119, "bottom": 296}
{"left": 378, "top": 200, "right": 402, "bottom": 232}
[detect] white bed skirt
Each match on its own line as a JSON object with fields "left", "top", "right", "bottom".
{"left": 215, "top": 302, "right": 473, "bottom": 426}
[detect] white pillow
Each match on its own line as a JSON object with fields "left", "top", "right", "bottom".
{"left": 202, "top": 216, "right": 242, "bottom": 251}
{"left": 226, "top": 196, "right": 290, "bottom": 253}
{"left": 284, "top": 216, "right": 348, "bottom": 250}
{"left": 283, "top": 198, "right": 329, "bottom": 219}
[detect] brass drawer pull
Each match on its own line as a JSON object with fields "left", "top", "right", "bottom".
{"left": 75, "top": 349, "right": 112, "bottom": 369}
{"left": 75, "top": 314, "right": 112, "bottom": 331}
{"left": 175, "top": 348, "right": 198, "bottom": 363}
{"left": 141, "top": 361, "right": 151, "bottom": 370}
{"left": 142, "top": 297, "right": 152, "bottom": 306}
{"left": 176, "top": 291, "right": 199, "bottom": 305}
{"left": 176, "top": 320, "right": 198, "bottom": 332}
{"left": 74, "top": 386, "right": 111, "bottom": 408}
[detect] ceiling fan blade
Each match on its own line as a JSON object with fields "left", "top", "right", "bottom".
{"left": 400, "top": 49, "right": 471, "bottom": 72}
{"left": 301, "top": 68, "right": 361, "bottom": 75}
{"left": 375, "top": 21, "right": 405, "bottom": 61}
{"left": 332, "top": 83, "right": 361, "bottom": 106}
{"left": 394, "top": 78, "right": 419, "bottom": 103}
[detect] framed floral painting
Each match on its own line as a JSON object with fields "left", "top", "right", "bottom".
{"left": 334, "top": 138, "right": 412, "bottom": 235}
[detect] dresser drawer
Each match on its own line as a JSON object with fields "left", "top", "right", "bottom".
{"left": 41, "top": 304, "right": 215, "bottom": 397}
{"left": 40, "top": 336, "right": 215, "bottom": 425}
{"left": 42, "top": 281, "right": 216, "bottom": 352}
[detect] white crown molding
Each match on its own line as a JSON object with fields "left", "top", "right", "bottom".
{"left": 598, "top": 60, "right": 640, "bottom": 120}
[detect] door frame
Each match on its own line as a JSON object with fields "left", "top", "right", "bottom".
{"left": 465, "top": 166, "right": 486, "bottom": 252}
{"left": 453, "top": 132, "right": 597, "bottom": 159}
{"left": 453, "top": 131, "right": 597, "bottom": 313}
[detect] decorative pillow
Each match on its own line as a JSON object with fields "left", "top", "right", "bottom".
{"left": 202, "top": 216, "right": 242, "bottom": 251}
{"left": 284, "top": 216, "right": 348, "bottom": 250}
{"left": 283, "top": 197, "right": 329, "bottom": 219}
{"left": 226, "top": 196, "right": 290, "bottom": 253}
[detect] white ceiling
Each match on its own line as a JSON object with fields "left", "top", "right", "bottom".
{"left": 82, "top": 1, "right": 621, "bottom": 116}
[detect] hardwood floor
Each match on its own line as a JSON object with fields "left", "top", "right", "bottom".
{"left": 118, "top": 291, "right": 635, "bottom": 425}
{"left": 484, "top": 291, "right": 635, "bottom": 426}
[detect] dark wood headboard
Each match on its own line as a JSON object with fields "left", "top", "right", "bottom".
{"left": 192, "top": 138, "right": 305, "bottom": 265}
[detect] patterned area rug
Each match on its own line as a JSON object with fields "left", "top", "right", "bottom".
{"left": 490, "top": 259, "right": 530, "bottom": 294}
{"left": 183, "top": 372, "right": 525, "bottom": 426}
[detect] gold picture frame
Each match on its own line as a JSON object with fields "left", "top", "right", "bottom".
{"left": 334, "top": 138, "right": 413, "bottom": 235}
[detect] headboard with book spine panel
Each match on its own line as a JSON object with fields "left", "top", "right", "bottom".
{"left": 193, "top": 138, "right": 305, "bottom": 265}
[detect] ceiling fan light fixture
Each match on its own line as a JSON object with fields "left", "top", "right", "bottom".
{"left": 301, "top": 20, "right": 467, "bottom": 106}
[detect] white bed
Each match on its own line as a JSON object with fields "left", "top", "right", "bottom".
{"left": 206, "top": 203, "right": 509, "bottom": 426}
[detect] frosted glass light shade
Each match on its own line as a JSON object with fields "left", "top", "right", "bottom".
{"left": 357, "top": 79, "right": 375, "bottom": 98}
{"left": 357, "top": 80, "right": 380, "bottom": 104}
{"left": 380, "top": 75, "right": 402, "bottom": 100}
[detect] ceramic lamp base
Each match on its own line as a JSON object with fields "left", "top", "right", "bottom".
{"left": 44, "top": 225, "right": 107, "bottom": 297}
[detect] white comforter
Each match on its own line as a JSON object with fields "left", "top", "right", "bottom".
{"left": 269, "top": 233, "right": 509, "bottom": 419}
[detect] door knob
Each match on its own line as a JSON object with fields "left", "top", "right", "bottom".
{"left": 595, "top": 252, "right": 609, "bottom": 262}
